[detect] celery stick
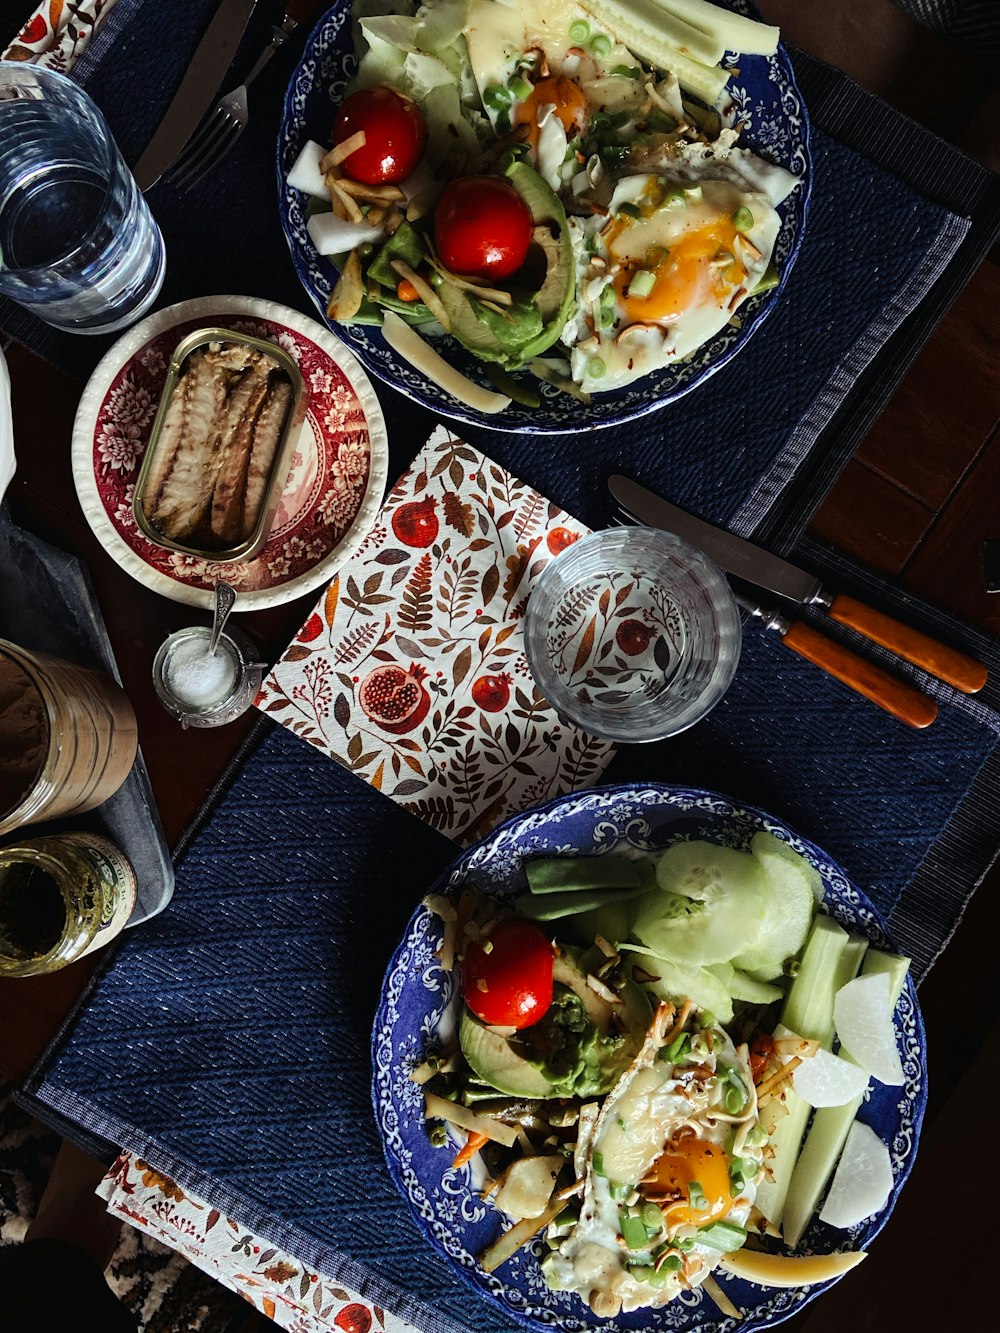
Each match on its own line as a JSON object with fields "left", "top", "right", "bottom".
{"left": 581, "top": 0, "right": 729, "bottom": 103}
{"left": 525, "top": 856, "right": 642, "bottom": 895}
{"left": 754, "top": 923, "right": 867, "bottom": 1227}
{"left": 585, "top": 0, "right": 726, "bottom": 65}
{"left": 781, "top": 948, "right": 910, "bottom": 1248}
{"left": 660, "top": 0, "right": 780, "bottom": 56}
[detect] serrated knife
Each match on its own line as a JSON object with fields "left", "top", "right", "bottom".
{"left": 609, "top": 474, "right": 988, "bottom": 727}
{"left": 133, "top": 0, "right": 259, "bottom": 191}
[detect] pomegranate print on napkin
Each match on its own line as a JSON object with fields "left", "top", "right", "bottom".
{"left": 256, "top": 427, "right": 615, "bottom": 843}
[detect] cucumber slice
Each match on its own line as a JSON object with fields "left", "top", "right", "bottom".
{"left": 732, "top": 832, "right": 818, "bottom": 981}
{"left": 622, "top": 945, "right": 734, "bottom": 1023}
{"left": 631, "top": 839, "right": 768, "bottom": 966}
{"left": 525, "top": 856, "right": 642, "bottom": 895}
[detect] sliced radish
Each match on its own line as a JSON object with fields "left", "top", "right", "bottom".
{"left": 288, "top": 139, "right": 329, "bottom": 198}
{"left": 306, "top": 211, "right": 385, "bottom": 257}
{"left": 833, "top": 972, "right": 904, "bottom": 1086}
{"left": 792, "top": 1046, "right": 870, "bottom": 1108}
{"left": 819, "top": 1120, "right": 893, "bottom": 1228}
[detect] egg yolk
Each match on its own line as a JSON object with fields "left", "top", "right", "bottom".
{"left": 645, "top": 1137, "right": 734, "bottom": 1228}
{"left": 514, "top": 76, "right": 588, "bottom": 149}
{"left": 611, "top": 213, "right": 747, "bottom": 322}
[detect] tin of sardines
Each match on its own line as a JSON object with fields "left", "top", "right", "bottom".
{"left": 133, "top": 328, "right": 306, "bottom": 562}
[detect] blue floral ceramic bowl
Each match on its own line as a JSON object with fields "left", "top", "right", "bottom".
{"left": 372, "top": 783, "right": 925, "bottom": 1332}
{"left": 278, "top": 2, "right": 812, "bottom": 434}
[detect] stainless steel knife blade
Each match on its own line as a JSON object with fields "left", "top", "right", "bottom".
{"left": 608, "top": 474, "right": 825, "bottom": 607}
{"left": 133, "top": 0, "right": 259, "bottom": 191}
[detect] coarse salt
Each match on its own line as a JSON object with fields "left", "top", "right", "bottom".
{"left": 164, "top": 637, "right": 238, "bottom": 708}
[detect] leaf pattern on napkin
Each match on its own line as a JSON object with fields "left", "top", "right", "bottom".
{"left": 256, "top": 427, "right": 616, "bottom": 843}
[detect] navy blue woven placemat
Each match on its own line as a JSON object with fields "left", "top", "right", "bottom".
{"left": 17, "top": 552, "right": 1000, "bottom": 1333}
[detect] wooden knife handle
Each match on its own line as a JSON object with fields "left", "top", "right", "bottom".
{"left": 827, "top": 593, "right": 987, "bottom": 694}
{"left": 781, "top": 620, "right": 938, "bottom": 729}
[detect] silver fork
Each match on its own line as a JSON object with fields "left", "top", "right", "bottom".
{"left": 167, "top": 0, "right": 319, "bottom": 191}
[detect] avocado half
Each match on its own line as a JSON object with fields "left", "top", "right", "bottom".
{"left": 436, "top": 159, "right": 576, "bottom": 368}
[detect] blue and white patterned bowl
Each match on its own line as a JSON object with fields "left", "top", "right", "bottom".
{"left": 372, "top": 783, "right": 925, "bottom": 1332}
{"left": 278, "top": 2, "right": 812, "bottom": 434}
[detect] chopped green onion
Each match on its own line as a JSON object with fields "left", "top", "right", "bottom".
{"left": 658, "top": 1253, "right": 683, "bottom": 1273}
{"left": 729, "top": 1157, "right": 748, "bottom": 1192}
{"left": 590, "top": 33, "right": 613, "bottom": 56}
{"left": 746, "top": 1122, "right": 769, "bottom": 1148}
{"left": 589, "top": 110, "right": 612, "bottom": 132}
{"left": 609, "top": 1180, "right": 631, "bottom": 1201}
{"left": 673, "top": 1235, "right": 696, "bottom": 1251}
{"left": 587, "top": 356, "right": 607, "bottom": 379}
{"left": 733, "top": 205, "right": 755, "bottom": 233}
{"left": 484, "top": 84, "right": 512, "bottom": 111}
{"left": 611, "top": 64, "right": 641, "bottom": 78}
{"left": 609, "top": 109, "right": 632, "bottom": 129}
{"left": 688, "top": 1180, "right": 706, "bottom": 1210}
{"left": 663, "top": 1032, "right": 690, "bottom": 1063}
{"left": 628, "top": 269, "right": 655, "bottom": 299}
{"left": 495, "top": 110, "right": 511, "bottom": 135}
{"left": 508, "top": 74, "right": 532, "bottom": 101}
{"left": 641, "top": 1202, "right": 663, "bottom": 1228}
{"left": 569, "top": 19, "right": 590, "bottom": 42}
{"left": 592, "top": 1151, "right": 605, "bottom": 1177}
{"left": 648, "top": 1266, "right": 673, "bottom": 1288}
{"left": 660, "top": 188, "right": 686, "bottom": 208}
{"left": 724, "top": 1082, "right": 746, "bottom": 1115}
{"left": 646, "top": 245, "right": 669, "bottom": 266}
{"left": 648, "top": 109, "right": 676, "bottom": 133}
{"left": 697, "top": 1221, "right": 747, "bottom": 1252}
{"left": 620, "top": 1210, "right": 649, "bottom": 1251}
{"left": 701, "top": 1012, "right": 717, "bottom": 1028}
{"left": 617, "top": 201, "right": 641, "bottom": 220}
{"left": 627, "top": 1263, "right": 655, "bottom": 1282}
{"left": 598, "top": 286, "right": 616, "bottom": 328}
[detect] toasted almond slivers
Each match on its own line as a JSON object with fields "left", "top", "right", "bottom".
{"left": 321, "top": 131, "right": 366, "bottom": 171}
{"left": 328, "top": 177, "right": 363, "bottom": 223}
{"left": 327, "top": 249, "right": 363, "bottom": 322}
{"left": 389, "top": 259, "right": 451, "bottom": 332}
{"left": 335, "top": 176, "right": 406, "bottom": 203}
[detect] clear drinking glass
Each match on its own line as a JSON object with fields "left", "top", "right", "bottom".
{"left": 524, "top": 528, "right": 742, "bottom": 743}
{"left": 0, "top": 62, "right": 165, "bottom": 334}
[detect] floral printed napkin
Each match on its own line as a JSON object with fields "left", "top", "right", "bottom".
{"left": 99, "top": 1153, "right": 414, "bottom": 1333}
{"left": 3, "top": 0, "right": 116, "bottom": 70}
{"left": 256, "top": 426, "right": 616, "bottom": 844}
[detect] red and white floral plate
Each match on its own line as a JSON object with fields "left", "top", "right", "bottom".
{"left": 72, "top": 295, "right": 389, "bottom": 611}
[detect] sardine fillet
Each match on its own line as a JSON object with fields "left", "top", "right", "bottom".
{"left": 210, "top": 366, "right": 272, "bottom": 543}
{"left": 242, "top": 378, "right": 292, "bottom": 539}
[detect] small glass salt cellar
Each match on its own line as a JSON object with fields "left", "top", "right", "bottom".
{"left": 152, "top": 624, "right": 264, "bottom": 729}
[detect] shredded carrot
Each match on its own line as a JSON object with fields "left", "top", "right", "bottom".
{"left": 396, "top": 277, "right": 421, "bottom": 302}
{"left": 452, "top": 1131, "right": 489, "bottom": 1169}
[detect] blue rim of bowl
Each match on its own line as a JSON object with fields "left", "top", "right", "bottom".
{"left": 276, "top": 1, "right": 813, "bottom": 436}
{"left": 370, "top": 781, "right": 927, "bottom": 1333}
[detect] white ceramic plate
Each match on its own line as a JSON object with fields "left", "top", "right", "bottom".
{"left": 72, "top": 295, "right": 389, "bottom": 611}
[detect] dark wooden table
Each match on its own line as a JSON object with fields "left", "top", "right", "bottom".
{"left": 1, "top": 2, "right": 998, "bottom": 1329}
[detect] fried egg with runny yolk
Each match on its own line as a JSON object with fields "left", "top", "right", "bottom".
{"left": 540, "top": 1010, "right": 763, "bottom": 1317}
{"left": 565, "top": 171, "right": 783, "bottom": 394}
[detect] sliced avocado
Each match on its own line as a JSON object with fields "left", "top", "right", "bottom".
{"left": 434, "top": 160, "right": 576, "bottom": 368}
{"left": 459, "top": 1007, "right": 553, "bottom": 1098}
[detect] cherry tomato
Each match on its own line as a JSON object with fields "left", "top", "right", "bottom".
{"left": 333, "top": 85, "right": 427, "bottom": 185}
{"left": 462, "top": 919, "right": 554, "bottom": 1029}
{"left": 434, "top": 176, "right": 533, "bottom": 281}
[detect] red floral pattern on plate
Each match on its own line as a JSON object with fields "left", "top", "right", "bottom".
{"left": 91, "top": 316, "right": 372, "bottom": 597}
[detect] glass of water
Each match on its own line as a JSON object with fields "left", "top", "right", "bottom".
{"left": 0, "top": 62, "right": 165, "bottom": 335}
{"left": 524, "top": 527, "right": 742, "bottom": 743}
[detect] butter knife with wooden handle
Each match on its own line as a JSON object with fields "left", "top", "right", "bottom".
{"left": 609, "top": 474, "right": 987, "bottom": 696}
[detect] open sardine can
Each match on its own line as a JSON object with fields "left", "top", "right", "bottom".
{"left": 133, "top": 327, "right": 307, "bottom": 563}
